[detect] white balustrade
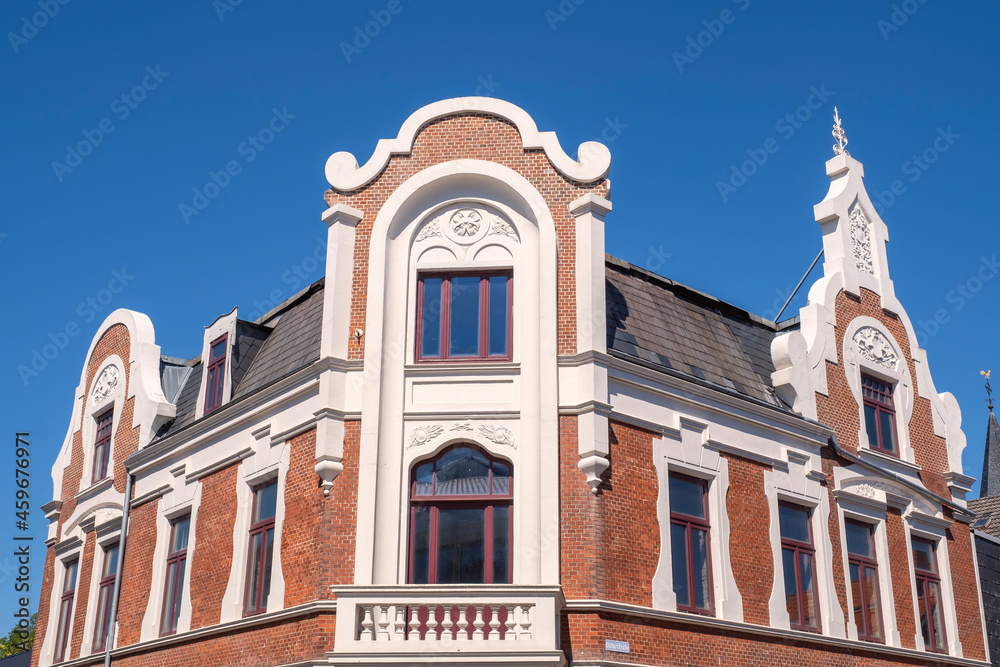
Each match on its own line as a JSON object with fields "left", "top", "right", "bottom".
{"left": 355, "top": 602, "right": 535, "bottom": 641}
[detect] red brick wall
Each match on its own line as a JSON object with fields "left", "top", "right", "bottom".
{"left": 189, "top": 462, "right": 238, "bottom": 629}
{"left": 724, "top": 453, "right": 774, "bottom": 625}
{"left": 116, "top": 500, "right": 156, "bottom": 646}
{"left": 29, "top": 545, "right": 55, "bottom": 667}
{"left": 324, "top": 114, "right": 610, "bottom": 361}
{"left": 885, "top": 507, "right": 917, "bottom": 650}
{"left": 560, "top": 415, "right": 598, "bottom": 599}
{"left": 67, "top": 532, "right": 96, "bottom": 659}
{"left": 945, "top": 510, "right": 987, "bottom": 661}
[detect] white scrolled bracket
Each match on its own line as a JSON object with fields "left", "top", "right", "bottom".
{"left": 578, "top": 455, "right": 609, "bottom": 495}
{"left": 315, "top": 457, "right": 344, "bottom": 497}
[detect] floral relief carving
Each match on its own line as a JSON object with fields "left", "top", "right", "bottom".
{"left": 415, "top": 218, "right": 443, "bottom": 242}
{"left": 854, "top": 483, "right": 877, "bottom": 499}
{"left": 407, "top": 425, "right": 444, "bottom": 449}
{"left": 849, "top": 202, "right": 874, "bottom": 275}
{"left": 92, "top": 365, "right": 120, "bottom": 405}
{"left": 450, "top": 209, "right": 482, "bottom": 237}
{"left": 488, "top": 217, "right": 519, "bottom": 242}
{"left": 853, "top": 327, "right": 898, "bottom": 370}
{"left": 450, "top": 421, "right": 473, "bottom": 432}
{"left": 478, "top": 424, "right": 516, "bottom": 448}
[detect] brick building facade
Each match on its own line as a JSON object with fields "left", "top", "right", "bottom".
{"left": 32, "top": 98, "right": 988, "bottom": 667}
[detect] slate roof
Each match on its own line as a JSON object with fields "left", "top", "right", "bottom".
{"left": 0, "top": 652, "right": 32, "bottom": 667}
{"left": 971, "top": 495, "right": 1000, "bottom": 539}
{"left": 605, "top": 256, "right": 789, "bottom": 409}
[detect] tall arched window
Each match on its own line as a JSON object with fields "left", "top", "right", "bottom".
{"left": 409, "top": 446, "right": 512, "bottom": 584}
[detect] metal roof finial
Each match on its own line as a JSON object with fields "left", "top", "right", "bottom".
{"left": 983, "top": 370, "right": 994, "bottom": 411}
{"left": 832, "top": 107, "right": 850, "bottom": 157}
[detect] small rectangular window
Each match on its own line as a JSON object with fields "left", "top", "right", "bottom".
{"left": 204, "top": 335, "right": 228, "bottom": 414}
{"left": 93, "top": 409, "right": 113, "bottom": 482}
{"left": 244, "top": 481, "right": 278, "bottom": 616}
{"left": 54, "top": 559, "right": 78, "bottom": 662}
{"left": 779, "top": 502, "right": 820, "bottom": 632}
{"left": 862, "top": 374, "right": 897, "bottom": 456}
{"left": 845, "top": 520, "right": 883, "bottom": 642}
{"left": 669, "top": 473, "right": 713, "bottom": 615}
{"left": 92, "top": 543, "right": 119, "bottom": 652}
{"left": 160, "top": 516, "right": 190, "bottom": 636}
{"left": 416, "top": 272, "right": 512, "bottom": 362}
{"left": 912, "top": 537, "right": 947, "bottom": 653}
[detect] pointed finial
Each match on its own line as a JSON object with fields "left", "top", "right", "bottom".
{"left": 983, "top": 370, "right": 994, "bottom": 411}
{"left": 833, "top": 107, "right": 850, "bottom": 156}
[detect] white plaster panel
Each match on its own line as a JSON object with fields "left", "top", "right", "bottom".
{"left": 409, "top": 378, "right": 516, "bottom": 408}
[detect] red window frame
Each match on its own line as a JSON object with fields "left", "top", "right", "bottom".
{"left": 92, "top": 409, "right": 113, "bottom": 482}
{"left": 912, "top": 537, "right": 948, "bottom": 653}
{"left": 415, "top": 271, "right": 513, "bottom": 362}
{"left": 669, "top": 472, "right": 714, "bottom": 615}
{"left": 408, "top": 446, "right": 513, "bottom": 584}
{"left": 862, "top": 374, "right": 897, "bottom": 456}
{"left": 204, "top": 334, "right": 228, "bottom": 414}
{"left": 160, "top": 516, "right": 190, "bottom": 636}
{"left": 243, "top": 481, "right": 277, "bottom": 617}
{"left": 54, "top": 559, "right": 78, "bottom": 663}
{"left": 92, "top": 543, "right": 119, "bottom": 652}
{"left": 845, "top": 520, "right": 884, "bottom": 643}
{"left": 779, "top": 502, "right": 821, "bottom": 632}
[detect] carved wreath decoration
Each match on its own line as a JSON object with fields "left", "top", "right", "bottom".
{"left": 92, "top": 365, "right": 120, "bottom": 404}
{"left": 853, "top": 327, "right": 898, "bottom": 370}
{"left": 407, "top": 425, "right": 444, "bottom": 449}
{"left": 450, "top": 209, "right": 482, "bottom": 237}
{"left": 479, "top": 424, "right": 516, "bottom": 448}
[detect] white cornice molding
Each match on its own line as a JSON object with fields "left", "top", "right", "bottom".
{"left": 324, "top": 97, "right": 611, "bottom": 190}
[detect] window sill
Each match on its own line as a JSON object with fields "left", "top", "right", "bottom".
{"left": 858, "top": 447, "right": 921, "bottom": 475}
{"left": 75, "top": 475, "right": 115, "bottom": 503}
{"left": 405, "top": 361, "right": 520, "bottom": 375}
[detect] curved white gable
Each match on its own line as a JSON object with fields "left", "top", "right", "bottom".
{"left": 325, "top": 97, "right": 612, "bottom": 190}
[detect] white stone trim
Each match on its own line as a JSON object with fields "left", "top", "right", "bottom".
{"left": 195, "top": 307, "right": 238, "bottom": 420}
{"left": 324, "top": 97, "right": 611, "bottom": 190}
{"left": 904, "top": 518, "right": 963, "bottom": 656}
{"left": 79, "top": 354, "right": 126, "bottom": 494}
{"left": 38, "top": 542, "right": 85, "bottom": 667}
{"left": 79, "top": 527, "right": 123, "bottom": 657}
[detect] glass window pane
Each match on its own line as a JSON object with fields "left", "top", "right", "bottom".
{"left": 421, "top": 278, "right": 443, "bottom": 357}
{"left": 845, "top": 521, "right": 873, "bottom": 558}
{"left": 104, "top": 544, "right": 120, "bottom": 577}
{"left": 437, "top": 508, "right": 485, "bottom": 584}
{"left": 93, "top": 585, "right": 110, "bottom": 648}
{"left": 412, "top": 507, "right": 430, "bottom": 584}
{"left": 449, "top": 276, "right": 481, "bottom": 357}
{"left": 671, "top": 522, "right": 690, "bottom": 607}
{"left": 161, "top": 562, "right": 178, "bottom": 633}
{"left": 799, "top": 551, "right": 818, "bottom": 628}
{"left": 211, "top": 340, "right": 226, "bottom": 361}
{"left": 488, "top": 276, "right": 508, "bottom": 357}
{"left": 850, "top": 563, "right": 863, "bottom": 629}
{"left": 928, "top": 581, "right": 946, "bottom": 649}
{"left": 864, "top": 404, "right": 880, "bottom": 448}
{"left": 260, "top": 527, "right": 274, "bottom": 609}
{"left": 56, "top": 598, "right": 71, "bottom": 657}
{"left": 435, "top": 447, "right": 490, "bottom": 495}
{"left": 912, "top": 540, "right": 936, "bottom": 572}
{"left": 863, "top": 565, "right": 882, "bottom": 639}
{"left": 171, "top": 517, "right": 190, "bottom": 553}
{"left": 245, "top": 532, "right": 262, "bottom": 610}
{"left": 916, "top": 578, "right": 930, "bottom": 646}
{"left": 491, "top": 461, "right": 511, "bottom": 495}
{"left": 782, "top": 548, "right": 799, "bottom": 625}
{"left": 669, "top": 475, "right": 706, "bottom": 519}
{"left": 779, "top": 504, "right": 811, "bottom": 543}
{"left": 691, "top": 527, "right": 711, "bottom": 610}
{"left": 879, "top": 410, "right": 896, "bottom": 453}
{"left": 65, "top": 560, "right": 78, "bottom": 592}
{"left": 414, "top": 462, "right": 434, "bottom": 496}
{"left": 255, "top": 482, "right": 278, "bottom": 522}
{"left": 493, "top": 506, "right": 510, "bottom": 584}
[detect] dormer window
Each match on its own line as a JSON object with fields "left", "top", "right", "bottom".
{"left": 204, "top": 335, "right": 227, "bottom": 414}
{"left": 862, "top": 374, "right": 897, "bottom": 456}
{"left": 416, "top": 272, "right": 511, "bottom": 362}
{"left": 92, "top": 409, "right": 113, "bottom": 482}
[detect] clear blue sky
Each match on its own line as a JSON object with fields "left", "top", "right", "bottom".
{"left": 2, "top": 1, "right": 998, "bottom": 621}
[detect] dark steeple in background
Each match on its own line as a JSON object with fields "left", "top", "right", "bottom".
{"left": 981, "top": 410, "right": 1000, "bottom": 498}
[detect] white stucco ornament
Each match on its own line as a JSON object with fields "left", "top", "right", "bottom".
{"left": 407, "top": 425, "right": 444, "bottom": 449}
{"left": 415, "top": 218, "right": 443, "bottom": 242}
{"left": 489, "top": 216, "right": 519, "bottom": 242}
{"left": 92, "top": 365, "right": 120, "bottom": 405}
{"left": 450, "top": 421, "right": 473, "bottom": 432}
{"left": 853, "top": 326, "right": 898, "bottom": 370}
{"left": 479, "top": 424, "right": 516, "bottom": 448}
{"left": 849, "top": 202, "right": 874, "bottom": 275}
{"left": 450, "top": 209, "right": 482, "bottom": 237}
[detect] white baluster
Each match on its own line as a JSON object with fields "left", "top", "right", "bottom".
{"left": 376, "top": 604, "right": 391, "bottom": 641}
{"left": 426, "top": 605, "right": 439, "bottom": 640}
{"left": 441, "top": 605, "right": 454, "bottom": 641}
{"left": 360, "top": 605, "right": 375, "bottom": 641}
{"left": 504, "top": 605, "right": 517, "bottom": 641}
{"left": 408, "top": 606, "right": 421, "bottom": 640}
{"left": 394, "top": 605, "right": 407, "bottom": 640}
{"left": 488, "top": 606, "right": 501, "bottom": 640}
{"left": 518, "top": 605, "right": 532, "bottom": 640}
{"left": 473, "top": 605, "right": 485, "bottom": 639}
{"left": 457, "top": 605, "right": 470, "bottom": 640}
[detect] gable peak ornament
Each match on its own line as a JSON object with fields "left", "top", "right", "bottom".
{"left": 92, "top": 365, "right": 120, "bottom": 404}
{"left": 853, "top": 327, "right": 898, "bottom": 370}
{"left": 832, "top": 107, "right": 850, "bottom": 156}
